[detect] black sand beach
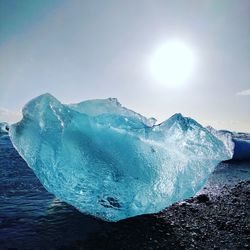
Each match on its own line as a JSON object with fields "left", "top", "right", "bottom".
{"left": 71, "top": 161, "right": 250, "bottom": 250}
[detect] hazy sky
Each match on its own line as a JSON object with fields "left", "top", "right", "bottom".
{"left": 0, "top": 0, "right": 249, "bottom": 131}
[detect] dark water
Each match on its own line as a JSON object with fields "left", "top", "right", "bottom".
{"left": 0, "top": 133, "right": 249, "bottom": 249}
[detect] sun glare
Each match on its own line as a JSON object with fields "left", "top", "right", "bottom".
{"left": 150, "top": 40, "right": 195, "bottom": 87}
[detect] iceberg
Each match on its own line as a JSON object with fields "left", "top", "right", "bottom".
{"left": 9, "top": 94, "right": 232, "bottom": 221}
{"left": 233, "top": 139, "right": 250, "bottom": 160}
{"left": 206, "top": 126, "right": 234, "bottom": 158}
{"left": 232, "top": 132, "right": 250, "bottom": 160}
{"left": 206, "top": 126, "right": 250, "bottom": 160}
{"left": 0, "top": 122, "right": 9, "bottom": 133}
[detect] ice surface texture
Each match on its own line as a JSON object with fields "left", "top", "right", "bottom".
{"left": 207, "top": 127, "right": 250, "bottom": 160}
{"left": 10, "top": 94, "right": 232, "bottom": 221}
{"left": 206, "top": 126, "right": 234, "bottom": 158}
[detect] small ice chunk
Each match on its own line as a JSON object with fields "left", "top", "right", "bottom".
{"left": 0, "top": 122, "right": 9, "bottom": 133}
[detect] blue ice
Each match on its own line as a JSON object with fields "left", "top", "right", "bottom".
{"left": 10, "top": 94, "right": 232, "bottom": 221}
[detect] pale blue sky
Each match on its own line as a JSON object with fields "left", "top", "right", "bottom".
{"left": 0, "top": 0, "right": 249, "bottom": 131}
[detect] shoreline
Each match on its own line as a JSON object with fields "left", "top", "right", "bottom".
{"left": 80, "top": 179, "right": 250, "bottom": 250}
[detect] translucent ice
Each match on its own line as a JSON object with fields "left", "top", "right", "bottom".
{"left": 206, "top": 127, "right": 250, "bottom": 160}
{"left": 206, "top": 126, "right": 234, "bottom": 158}
{"left": 10, "top": 94, "right": 232, "bottom": 221}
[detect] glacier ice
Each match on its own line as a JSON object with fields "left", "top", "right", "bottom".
{"left": 206, "top": 126, "right": 250, "bottom": 160}
{"left": 206, "top": 126, "right": 234, "bottom": 158}
{"left": 9, "top": 94, "right": 233, "bottom": 221}
{"left": 233, "top": 139, "right": 250, "bottom": 160}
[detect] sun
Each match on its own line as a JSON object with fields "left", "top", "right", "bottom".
{"left": 150, "top": 40, "right": 195, "bottom": 87}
